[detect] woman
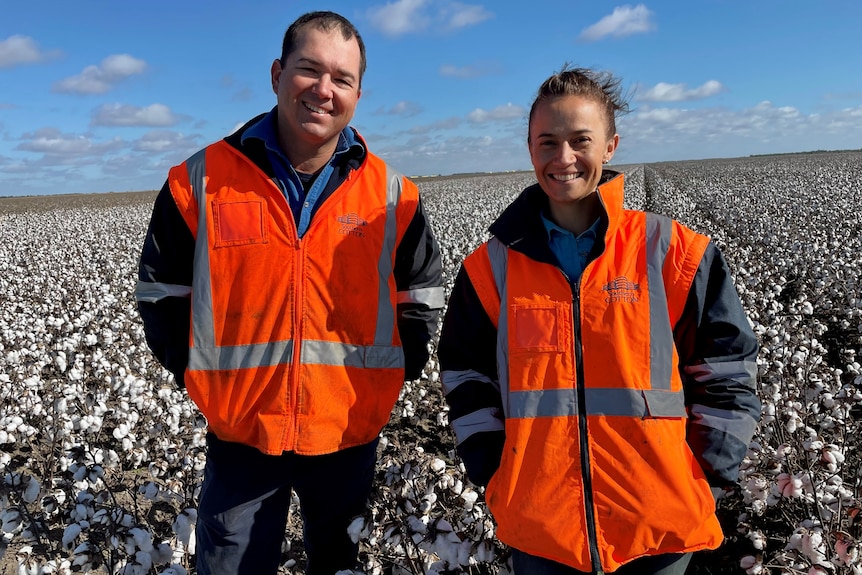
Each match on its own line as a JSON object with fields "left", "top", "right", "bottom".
{"left": 438, "top": 66, "right": 760, "bottom": 574}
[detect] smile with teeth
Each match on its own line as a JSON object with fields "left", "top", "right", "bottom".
{"left": 304, "top": 102, "right": 331, "bottom": 115}
{"left": 551, "top": 172, "right": 581, "bottom": 182}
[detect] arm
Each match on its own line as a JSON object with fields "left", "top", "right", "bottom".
{"left": 394, "top": 195, "right": 444, "bottom": 380}
{"left": 438, "top": 265, "right": 505, "bottom": 487}
{"left": 675, "top": 241, "right": 760, "bottom": 488}
{"left": 135, "top": 181, "right": 195, "bottom": 387}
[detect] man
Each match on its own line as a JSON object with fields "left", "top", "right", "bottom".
{"left": 135, "top": 11, "right": 444, "bottom": 575}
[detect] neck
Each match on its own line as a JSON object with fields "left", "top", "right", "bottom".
{"left": 548, "top": 193, "right": 601, "bottom": 235}
{"left": 279, "top": 134, "right": 338, "bottom": 174}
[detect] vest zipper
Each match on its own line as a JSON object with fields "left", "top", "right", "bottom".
{"left": 572, "top": 279, "right": 604, "bottom": 575}
{"left": 286, "top": 238, "right": 305, "bottom": 450}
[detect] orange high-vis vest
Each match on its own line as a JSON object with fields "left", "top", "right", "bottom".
{"left": 168, "top": 140, "right": 419, "bottom": 455}
{"left": 462, "top": 176, "right": 722, "bottom": 571}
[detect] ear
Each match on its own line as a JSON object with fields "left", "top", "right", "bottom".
{"left": 270, "top": 59, "right": 282, "bottom": 94}
{"left": 604, "top": 134, "right": 620, "bottom": 163}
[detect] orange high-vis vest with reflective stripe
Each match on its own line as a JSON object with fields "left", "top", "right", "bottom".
{"left": 462, "top": 176, "right": 722, "bottom": 571}
{"left": 169, "top": 140, "right": 419, "bottom": 455}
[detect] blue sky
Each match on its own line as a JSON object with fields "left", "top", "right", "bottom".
{"left": 1, "top": 1, "right": 861, "bottom": 196}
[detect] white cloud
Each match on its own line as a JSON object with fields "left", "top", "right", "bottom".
{"left": 373, "top": 101, "right": 424, "bottom": 117}
{"left": 403, "top": 116, "right": 463, "bottom": 134}
{"left": 366, "top": 0, "right": 430, "bottom": 37}
{"left": 617, "top": 100, "right": 862, "bottom": 162}
{"left": 440, "top": 2, "right": 493, "bottom": 29}
{"left": 0, "top": 35, "right": 60, "bottom": 68}
{"left": 16, "top": 128, "right": 122, "bottom": 158}
{"left": 53, "top": 54, "right": 148, "bottom": 95}
{"left": 467, "top": 103, "right": 525, "bottom": 123}
{"left": 91, "top": 103, "right": 179, "bottom": 127}
{"left": 637, "top": 80, "right": 725, "bottom": 102}
{"left": 366, "top": 0, "right": 491, "bottom": 37}
{"left": 579, "top": 4, "right": 656, "bottom": 42}
{"left": 131, "top": 131, "right": 201, "bottom": 162}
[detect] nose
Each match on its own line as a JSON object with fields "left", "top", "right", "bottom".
{"left": 313, "top": 75, "right": 333, "bottom": 98}
{"left": 555, "top": 142, "right": 576, "bottom": 165}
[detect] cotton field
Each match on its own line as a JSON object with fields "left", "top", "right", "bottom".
{"left": 1, "top": 151, "right": 861, "bottom": 575}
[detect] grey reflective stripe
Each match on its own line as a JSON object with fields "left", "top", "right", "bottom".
{"left": 189, "top": 340, "right": 293, "bottom": 370}
{"left": 188, "top": 339, "right": 404, "bottom": 370}
{"left": 302, "top": 340, "right": 404, "bottom": 369}
{"left": 187, "top": 149, "right": 218, "bottom": 354}
{"left": 397, "top": 286, "right": 445, "bottom": 308}
{"left": 374, "top": 167, "right": 403, "bottom": 345}
{"left": 684, "top": 359, "right": 758, "bottom": 383}
{"left": 689, "top": 404, "right": 758, "bottom": 445}
{"left": 509, "top": 387, "right": 686, "bottom": 418}
{"left": 645, "top": 212, "right": 673, "bottom": 390}
{"left": 485, "top": 238, "right": 511, "bottom": 418}
{"left": 450, "top": 407, "right": 505, "bottom": 445}
{"left": 510, "top": 388, "right": 578, "bottom": 418}
{"left": 440, "top": 368, "right": 497, "bottom": 395}
{"left": 135, "top": 280, "right": 192, "bottom": 303}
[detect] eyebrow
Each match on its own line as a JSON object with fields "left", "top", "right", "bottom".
{"left": 535, "top": 128, "right": 594, "bottom": 139}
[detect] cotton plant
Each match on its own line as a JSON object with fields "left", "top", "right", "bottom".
{"left": 2, "top": 157, "right": 862, "bottom": 573}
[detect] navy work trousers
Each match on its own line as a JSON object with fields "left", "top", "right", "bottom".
{"left": 195, "top": 433, "right": 378, "bottom": 575}
{"left": 512, "top": 549, "right": 692, "bottom": 575}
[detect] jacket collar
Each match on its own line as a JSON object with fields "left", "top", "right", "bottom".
{"left": 489, "top": 170, "right": 626, "bottom": 265}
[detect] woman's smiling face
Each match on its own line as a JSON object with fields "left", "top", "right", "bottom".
{"left": 528, "top": 94, "right": 618, "bottom": 210}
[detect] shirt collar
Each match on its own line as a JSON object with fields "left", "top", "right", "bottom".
{"left": 241, "top": 107, "right": 365, "bottom": 163}
{"left": 540, "top": 210, "right": 601, "bottom": 240}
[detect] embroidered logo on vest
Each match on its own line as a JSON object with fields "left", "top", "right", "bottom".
{"left": 602, "top": 276, "right": 640, "bottom": 303}
{"left": 337, "top": 212, "right": 368, "bottom": 237}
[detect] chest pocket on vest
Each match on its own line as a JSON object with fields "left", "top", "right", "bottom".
{"left": 212, "top": 198, "right": 269, "bottom": 247}
{"left": 510, "top": 302, "right": 570, "bottom": 353}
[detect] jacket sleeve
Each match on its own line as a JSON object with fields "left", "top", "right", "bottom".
{"left": 437, "top": 264, "right": 505, "bottom": 487}
{"left": 675, "top": 240, "right": 760, "bottom": 488}
{"left": 394, "top": 194, "right": 444, "bottom": 380}
{"left": 135, "top": 181, "right": 194, "bottom": 387}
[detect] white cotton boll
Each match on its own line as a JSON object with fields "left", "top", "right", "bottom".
{"left": 130, "top": 527, "right": 154, "bottom": 552}
{"left": 62, "top": 523, "right": 82, "bottom": 548}
{"left": 21, "top": 477, "right": 40, "bottom": 503}
{"left": 801, "top": 530, "right": 828, "bottom": 565}
{"left": 460, "top": 488, "right": 478, "bottom": 510}
{"left": 140, "top": 482, "right": 159, "bottom": 500}
{"left": 474, "top": 540, "right": 495, "bottom": 562}
{"left": 88, "top": 465, "right": 104, "bottom": 483}
{"left": 407, "top": 515, "right": 428, "bottom": 535}
{"left": 173, "top": 509, "right": 196, "bottom": 555}
{"left": 347, "top": 517, "right": 366, "bottom": 544}
{"left": 134, "top": 550, "right": 153, "bottom": 572}
{"left": 835, "top": 532, "right": 858, "bottom": 566}
{"left": 430, "top": 458, "right": 446, "bottom": 473}
{"left": 747, "top": 529, "right": 767, "bottom": 550}
{"left": 776, "top": 473, "right": 804, "bottom": 498}
{"left": 451, "top": 479, "right": 463, "bottom": 495}
{"left": 1, "top": 509, "right": 22, "bottom": 534}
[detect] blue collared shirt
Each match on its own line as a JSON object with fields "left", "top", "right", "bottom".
{"left": 540, "top": 212, "right": 601, "bottom": 283}
{"left": 242, "top": 108, "right": 364, "bottom": 237}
